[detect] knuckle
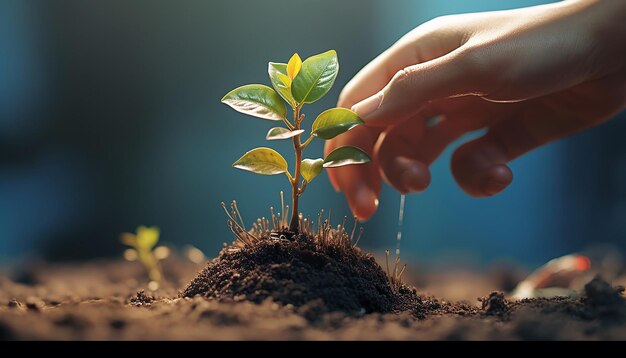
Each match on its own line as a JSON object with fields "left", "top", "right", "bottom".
{"left": 390, "top": 67, "right": 419, "bottom": 92}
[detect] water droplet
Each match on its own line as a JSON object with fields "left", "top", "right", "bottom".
{"left": 396, "top": 194, "right": 406, "bottom": 258}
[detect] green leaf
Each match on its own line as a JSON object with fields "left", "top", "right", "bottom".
{"left": 312, "top": 108, "right": 364, "bottom": 140}
{"left": 277, "top": 73, "right": 291, "bottom": 87}
{"left": 120, "top": 233, "right": 138, "bottom": 248}
{"left": 287, "top": 53, "right": 302, "bottom": 80}
{"left": 136, "top": 226, "right": 160, "bottom": 251}
{"left": 301, "top": 159, "right": 324, "bottom": 183}
{"left": 233, "top": 147, "right": 289, "bottom": 175}
{"left": 221, "top": 84, "right": 286, "bottom": 121}
{"left": 268, "top": 63, "right": 295, "bottom": 105}
{"left": 323, "top": 146, "right": 371, "bottom": 168}
{"left": 291, "top": 50, "right": 339, "bottom": 104}
{"left": 266, "top": 127, "right": 305, "bottom": 141}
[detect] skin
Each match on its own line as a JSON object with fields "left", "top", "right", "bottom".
{"left": 325, "top": 0, "right": 626, "bottom": 220}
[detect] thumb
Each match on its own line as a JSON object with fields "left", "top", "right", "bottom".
{"left": 352, "top": 49, "right": 490, "bottom": 127}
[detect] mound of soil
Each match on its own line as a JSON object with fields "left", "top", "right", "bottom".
{"left": 182, "top": 234, "right": 415, "bottom": 316}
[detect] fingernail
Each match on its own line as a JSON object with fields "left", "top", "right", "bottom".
{"left": 352, "top": 92, "right": 383, "bottom": 120}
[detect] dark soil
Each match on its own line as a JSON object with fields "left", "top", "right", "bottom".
{"left": 480, "top": 292, "right": 509, "bottom": 317}
{"left": 182, "top": 235, "right": 417, "bottom": 317}
{"left": 2, "top": 245, "right": 626, "bottom": 340}
{"left": 130, "top": 290, "right": 154, "bottom": 306}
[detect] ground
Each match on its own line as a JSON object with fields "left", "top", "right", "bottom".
{"left": 2, "top": 249, "right": 626, "bottom": 340}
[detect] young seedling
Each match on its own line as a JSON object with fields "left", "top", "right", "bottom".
{"left": 222, "top": 50, "right": 370, "bottom": 233}
{"left": 121, "top": 226, "right": 169, "bottom": 286}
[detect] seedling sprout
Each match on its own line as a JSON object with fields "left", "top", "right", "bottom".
{"left": 221, "top": 51, "right": 371, "bottom": 233}
{"left": 121, "top": 226, "right": 169, "bottom": 288}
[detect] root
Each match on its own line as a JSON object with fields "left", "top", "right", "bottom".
{"left": 221, "top": 192, "right": 364, "bottom": 251}
{"left": 385, "top": 249, "right": 408, "bottom": 292}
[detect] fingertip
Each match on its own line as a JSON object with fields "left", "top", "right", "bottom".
{"left": 347, "top": 186, "right": 379, "bottom": 221}
{"left": 454, "top": 164, "right": 513, "bottom": 198}
{"left": 380, "top": 156, "right": 431, "bottom": 194}
{"left": 451, "top": 137, "right": 513, "bottom": 198}
{"left": 481, "top": 165, "right": 513, "bottom": 196}
{"left": 351, "top": 92, "right": 384, "bottom": 121}
{"left": 400, "top": 158, "right": 431, "bottom": 193}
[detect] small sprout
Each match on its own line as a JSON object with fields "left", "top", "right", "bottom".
{"left": 222, "top": 50, "right": 371, "bottom": 233}
{"left": 120, "top": 226, "right": 165, "bottom": 285}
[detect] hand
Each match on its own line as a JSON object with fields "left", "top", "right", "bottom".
{"left": 326, "top": 0, "right": 626, "bottom": 220}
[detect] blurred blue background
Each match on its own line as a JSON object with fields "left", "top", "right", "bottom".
{"left": 1, "top": 0, "right": 625, "bottom": 267}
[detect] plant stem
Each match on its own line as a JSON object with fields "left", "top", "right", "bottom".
{"left": 301, "top": 135, "right": 314, "bottom": 149}
{"left": 282, "top": 118, "right": 294, "bottom": 131}
{"left": 289, "top": 106, "right": 303, "bottom": 232}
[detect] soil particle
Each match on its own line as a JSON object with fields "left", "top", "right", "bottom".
{"left": 25, "top": 297, "right": 45, "bottom": 312}
{"left": 480, "top": 292, "right": 509, "bottom": 317}
{"left": 7, "top": 299, "right": 24, "bottom": 310}
{"left": 583, "top": 276, "right": 625, "bottom": 308}
{"left": 581, "top": 276, "right": 626, "bottom": 322}
{"left": 129, "top": 290, "right": 154, "bottom": 306}
{"left": 182, "top": 236, "right": 402, "bottom": 316}
{"left": 47, "top": 299, "right": 62, "bottom": 307}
